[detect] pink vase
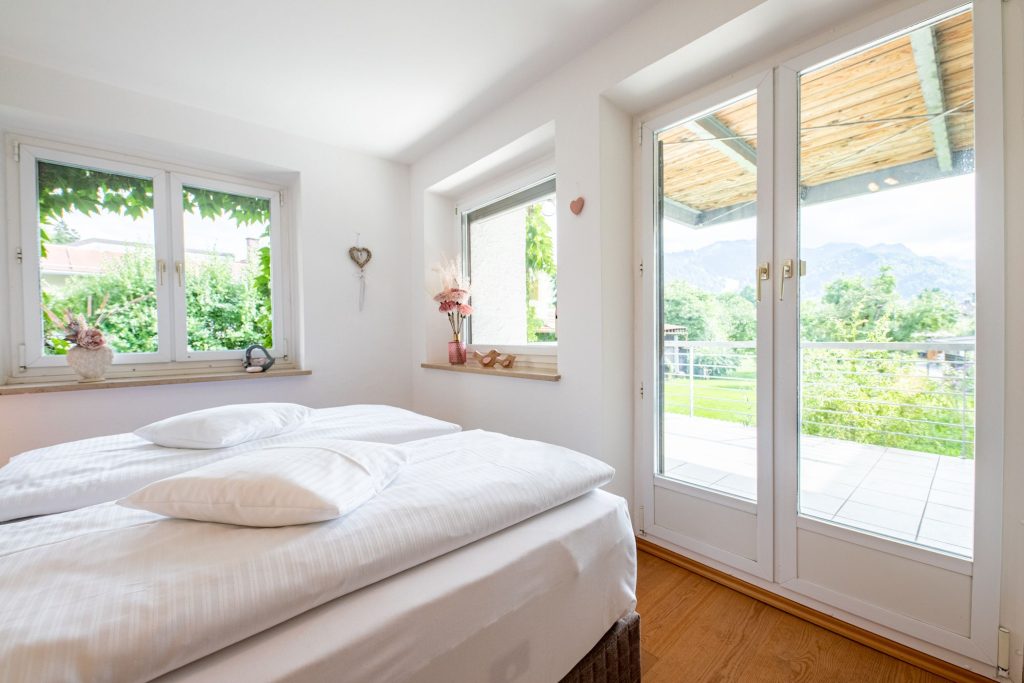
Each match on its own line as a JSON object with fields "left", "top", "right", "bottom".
{"left": 448, "top": 340, "right": 467, "bottom": 365}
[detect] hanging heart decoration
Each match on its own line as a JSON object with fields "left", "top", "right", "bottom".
{"left": 348, "top": 247, "right": 372, "bottom": 268}
{"left": 569, "top": 197, "right": 585, "bottom": 215}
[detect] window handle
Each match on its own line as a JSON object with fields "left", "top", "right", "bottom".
{"left": 778, "top": 259, "right": 794, "bottom": 301}
{"left": 174, "top": 261, "right": 183, "bottom": 287}
{"left": 755, "top": 262, "right": 770, "bottom": 303}
{"left": 158, "top": 259, "right": 167, "bottom": 286}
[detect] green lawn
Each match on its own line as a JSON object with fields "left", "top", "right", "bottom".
{"left": 664, "top": 372, "right": 973, "bottom": 457}
{"left": 664, "top": 374, "right": 756, "bottom": 426}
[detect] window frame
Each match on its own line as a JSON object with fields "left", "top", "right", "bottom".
{"left": 8, "top": 137, "right": 293, "bottom": 378}
{"left": 461, "top": 174, "right": 558, "bottom": 352}
{"left": 169, "top": 172, "right": 286, "bottom": 362}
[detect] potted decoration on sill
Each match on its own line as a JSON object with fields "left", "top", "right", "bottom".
{"left": 433, "top": 257, "right": 473, "bottom": 365}
{"left": 56, "top": 309, "right": 113, "bottom": 382}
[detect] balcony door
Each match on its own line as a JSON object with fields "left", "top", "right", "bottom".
{"left": 638, "top": 1, "right": 1004, "bottom": 671}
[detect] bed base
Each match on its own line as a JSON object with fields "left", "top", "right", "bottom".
{"left": 560, "top": 611, "right": 641, "bottom": 683}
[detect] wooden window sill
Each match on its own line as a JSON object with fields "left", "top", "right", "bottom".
{"left": 0, "top": 369, "right": 312, "bottom": 396}
{"left": 420, "top": 362, "right": 560, "bottom": 382}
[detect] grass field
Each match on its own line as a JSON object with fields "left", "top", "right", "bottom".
{"left": 664, "top": 373, "right": 756, "bottom": 426}
{"left": 664, "top": 371, "right": 973, "bottom": 457}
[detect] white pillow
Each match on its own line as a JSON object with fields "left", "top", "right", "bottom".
{"left": 118, "top": 440, "right": 409, "bottom": 527}
{"left": 134, "top": 403, "right": 312, "bottom": 449}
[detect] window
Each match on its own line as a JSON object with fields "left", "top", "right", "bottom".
{"left": 465, "top": 178, "right": 557, "bottom": 346}
{"left": 14, "top": 143, "right": 288, "bottom": 373}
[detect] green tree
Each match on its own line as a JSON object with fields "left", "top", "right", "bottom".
{"left": 525, "top": 203, "right": 557, "bottom": 342}
{"left": 892, "top": 288, "right": 961, "bottom": 341}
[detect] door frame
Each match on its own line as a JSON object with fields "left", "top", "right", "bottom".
{"left": 634, "top": 0, "right": 1004, "bottom": 668}
{"left": 771, "top": 0, "right": 1004, "bottom": 664}
{"left": 636, "top": 69, "right": 775, "bottom": 582}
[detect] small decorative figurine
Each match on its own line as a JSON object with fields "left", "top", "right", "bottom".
{"left": 243, "top": 344, "right": 275, "bottom": 373}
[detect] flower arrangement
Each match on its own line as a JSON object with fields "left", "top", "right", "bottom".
{"left": 43, "top": 296, "right": 115, "bottom": 382}
{"left": 432, "top": 256, "right": 473, "bottom": 342}
{"left": 45, "top": 295, "right": 110, "bottom": 350}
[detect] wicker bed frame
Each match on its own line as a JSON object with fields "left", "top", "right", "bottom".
{"left": 560, "top": 611, "right": 641, "bottom": 683}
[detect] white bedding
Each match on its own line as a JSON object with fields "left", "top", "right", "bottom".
{"left": 0, "top": 430, "right": 615, "bottom": 683}
{"left": 157, "top": 489, "right": 637, "bottom": 683}
{"left": 0, "top": 404, "right": 460, "bottom": 522}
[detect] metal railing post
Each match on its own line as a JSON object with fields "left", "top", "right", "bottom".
{"left": 688, "top": 345, "right": 695, "bottom": 418}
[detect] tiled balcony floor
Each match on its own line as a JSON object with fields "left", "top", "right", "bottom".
{"left": 663, "top": 414, "right": 975, "bottom": 556}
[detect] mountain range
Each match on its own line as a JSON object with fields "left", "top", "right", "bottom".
{"left": 663, "top": 241, "right": 974, "bottom": 301}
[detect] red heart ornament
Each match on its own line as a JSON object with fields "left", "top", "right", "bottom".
{"left": 570, "top": 197, "right": 585, "bottom": 215}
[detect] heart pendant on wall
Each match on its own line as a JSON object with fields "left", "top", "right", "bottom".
{"left": 348, "top": 247, "right": 372, "bottom": 268}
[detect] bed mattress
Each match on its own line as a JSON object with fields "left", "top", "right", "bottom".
{"left": 0, "top": 430, "right": 620, "bottom": 683}
{"left": 155, "top": 489, "right": 637, "bottom": 683}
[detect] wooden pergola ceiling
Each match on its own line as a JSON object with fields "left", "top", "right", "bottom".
{"left": 659, "top": 11, "right": 974, "bottom": 227}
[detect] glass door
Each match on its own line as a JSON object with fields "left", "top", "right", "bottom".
{"left": 641, "top": 1, "right": 1003, "bottom": 667}
{"left": 796, "top": 9, "right": 976, "bottom": 557}
{"left": 774, "top": 3, "right": 1002, "bottom": 664}
{"left": 640, "top": 73, "right": 775, "bottom": 580}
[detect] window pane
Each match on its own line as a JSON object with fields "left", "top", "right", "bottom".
{"left": 37, "top": 160, "right": 158, "bottom": 355}
{"left": 182, "top": 185, "right": 272, "bottom": 352}
{"left": 468, "top": 190, "right": 557, "bottom": 345}
{"left": 656, "top": 91, "right": 759, "bottom": 500}
{"left": 797, "top": 10, "right": 975, "bottom": 556}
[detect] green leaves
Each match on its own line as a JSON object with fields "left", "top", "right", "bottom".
{"left": 525, "top": 203, "right": 557, "bottom": 342}
{"left": 182, "top": 186, "right": 270, "bottom": 226}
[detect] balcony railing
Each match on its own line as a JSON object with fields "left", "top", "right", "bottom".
{"left": 663, "top": 339, "right": 975, "bottom": 458}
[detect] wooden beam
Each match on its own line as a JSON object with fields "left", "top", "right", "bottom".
{"left": 685, "top": 115, "right": 757, "bottom": 174}
{"left": 910, "top": 26, "right": 954, "bottom": 172}
{"left": 662, "top": 197, "right": 701, "bottom": 226}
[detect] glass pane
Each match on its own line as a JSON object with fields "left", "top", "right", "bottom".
{"left": 468, "top": 192, "right": 557, "bottom": 345}
{"left": 37, "top": 160, "right": 158, "bottom": 355}
{"left": 798, "top": 10, "right": 975, "bottom": 556}
{"left": 182, "top": 185, "right": 272, "bottom": 351}
{"left": 657, "top": 91, "right": 758, "bottom": 500}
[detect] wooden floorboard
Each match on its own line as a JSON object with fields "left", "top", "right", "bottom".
{"left": 636, "top": 550, "right": 954, "bottom": 682}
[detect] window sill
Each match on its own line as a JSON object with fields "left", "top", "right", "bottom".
{"left": 420, "top": 362, "right": 560, "bottom": 382}
{"left": 0, "top": 368, "right": 312, "bottom": 396}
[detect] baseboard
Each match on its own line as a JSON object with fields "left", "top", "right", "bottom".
{"left": 636, "top": 537, "right": 994, "bottom": 683}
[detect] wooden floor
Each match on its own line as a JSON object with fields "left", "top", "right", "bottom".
{"left": 636, "top": 550, "right": 952, "bottom": 682}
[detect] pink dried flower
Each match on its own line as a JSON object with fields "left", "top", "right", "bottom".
{"left": 458, "top": 303, "right": 473, "bottom": 316}
{"left": 438, "top": 301, "right": 457, "bottom": 313}
{"left": 76, "top": 328, "right": 106, "bottom": 350}
{"left": 433, "top": 288, "right": 453, "bottom": 303}
{"left": 449, "top": 289, "right": 469, "bottom": 304}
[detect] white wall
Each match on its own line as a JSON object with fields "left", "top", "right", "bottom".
{"left": 410, "top": 0, "right": 1024, "bottom": 679}
{"left": 0, "top": 57, "right": 413, "bottom": 465}
{"left": 409, "top": 0, "right": 778, "bottom": 510}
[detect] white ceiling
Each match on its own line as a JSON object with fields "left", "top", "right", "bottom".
{"left": 0, "top": 0, "right": 663, "bottom": 163}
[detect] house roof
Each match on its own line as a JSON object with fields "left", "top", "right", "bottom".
{"left": 659, "top": 10, "right": 973, "bottom": 226}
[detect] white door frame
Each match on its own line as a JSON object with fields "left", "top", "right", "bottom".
{"left": 773, "top": 0, "right": 1003, "bottom": 665}
{"left": 635, "top": 0, "right": 1004, "bottom": 669}
{"left": 636, "top": 69, "right": 775, "bottom": 582}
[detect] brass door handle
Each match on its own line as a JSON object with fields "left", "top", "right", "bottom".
{"left": 158, "top": 259, "right": 167, "bottom": 286}
{"left": 779, "top": 259, "right": 794, "bottom": 301}
{"left": 756, "top": 262, "right": 770, "bottom": 303}
{"left": 174, "top": 261, "right": 183, "bottom": 287}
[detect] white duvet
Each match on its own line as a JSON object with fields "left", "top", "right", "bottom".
{"left": 0, "top": 430, "right": 615, "bottom": 683}
{"left": 0, "top": 404, "right": 460, "bottom": 522}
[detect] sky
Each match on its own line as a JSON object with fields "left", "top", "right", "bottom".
{"left": 663, "top": 174, "right": 976, "bottom": 270}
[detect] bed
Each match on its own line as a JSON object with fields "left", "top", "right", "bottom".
{"left": 0, "top": 406, "right": 639, "bottom": 683}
